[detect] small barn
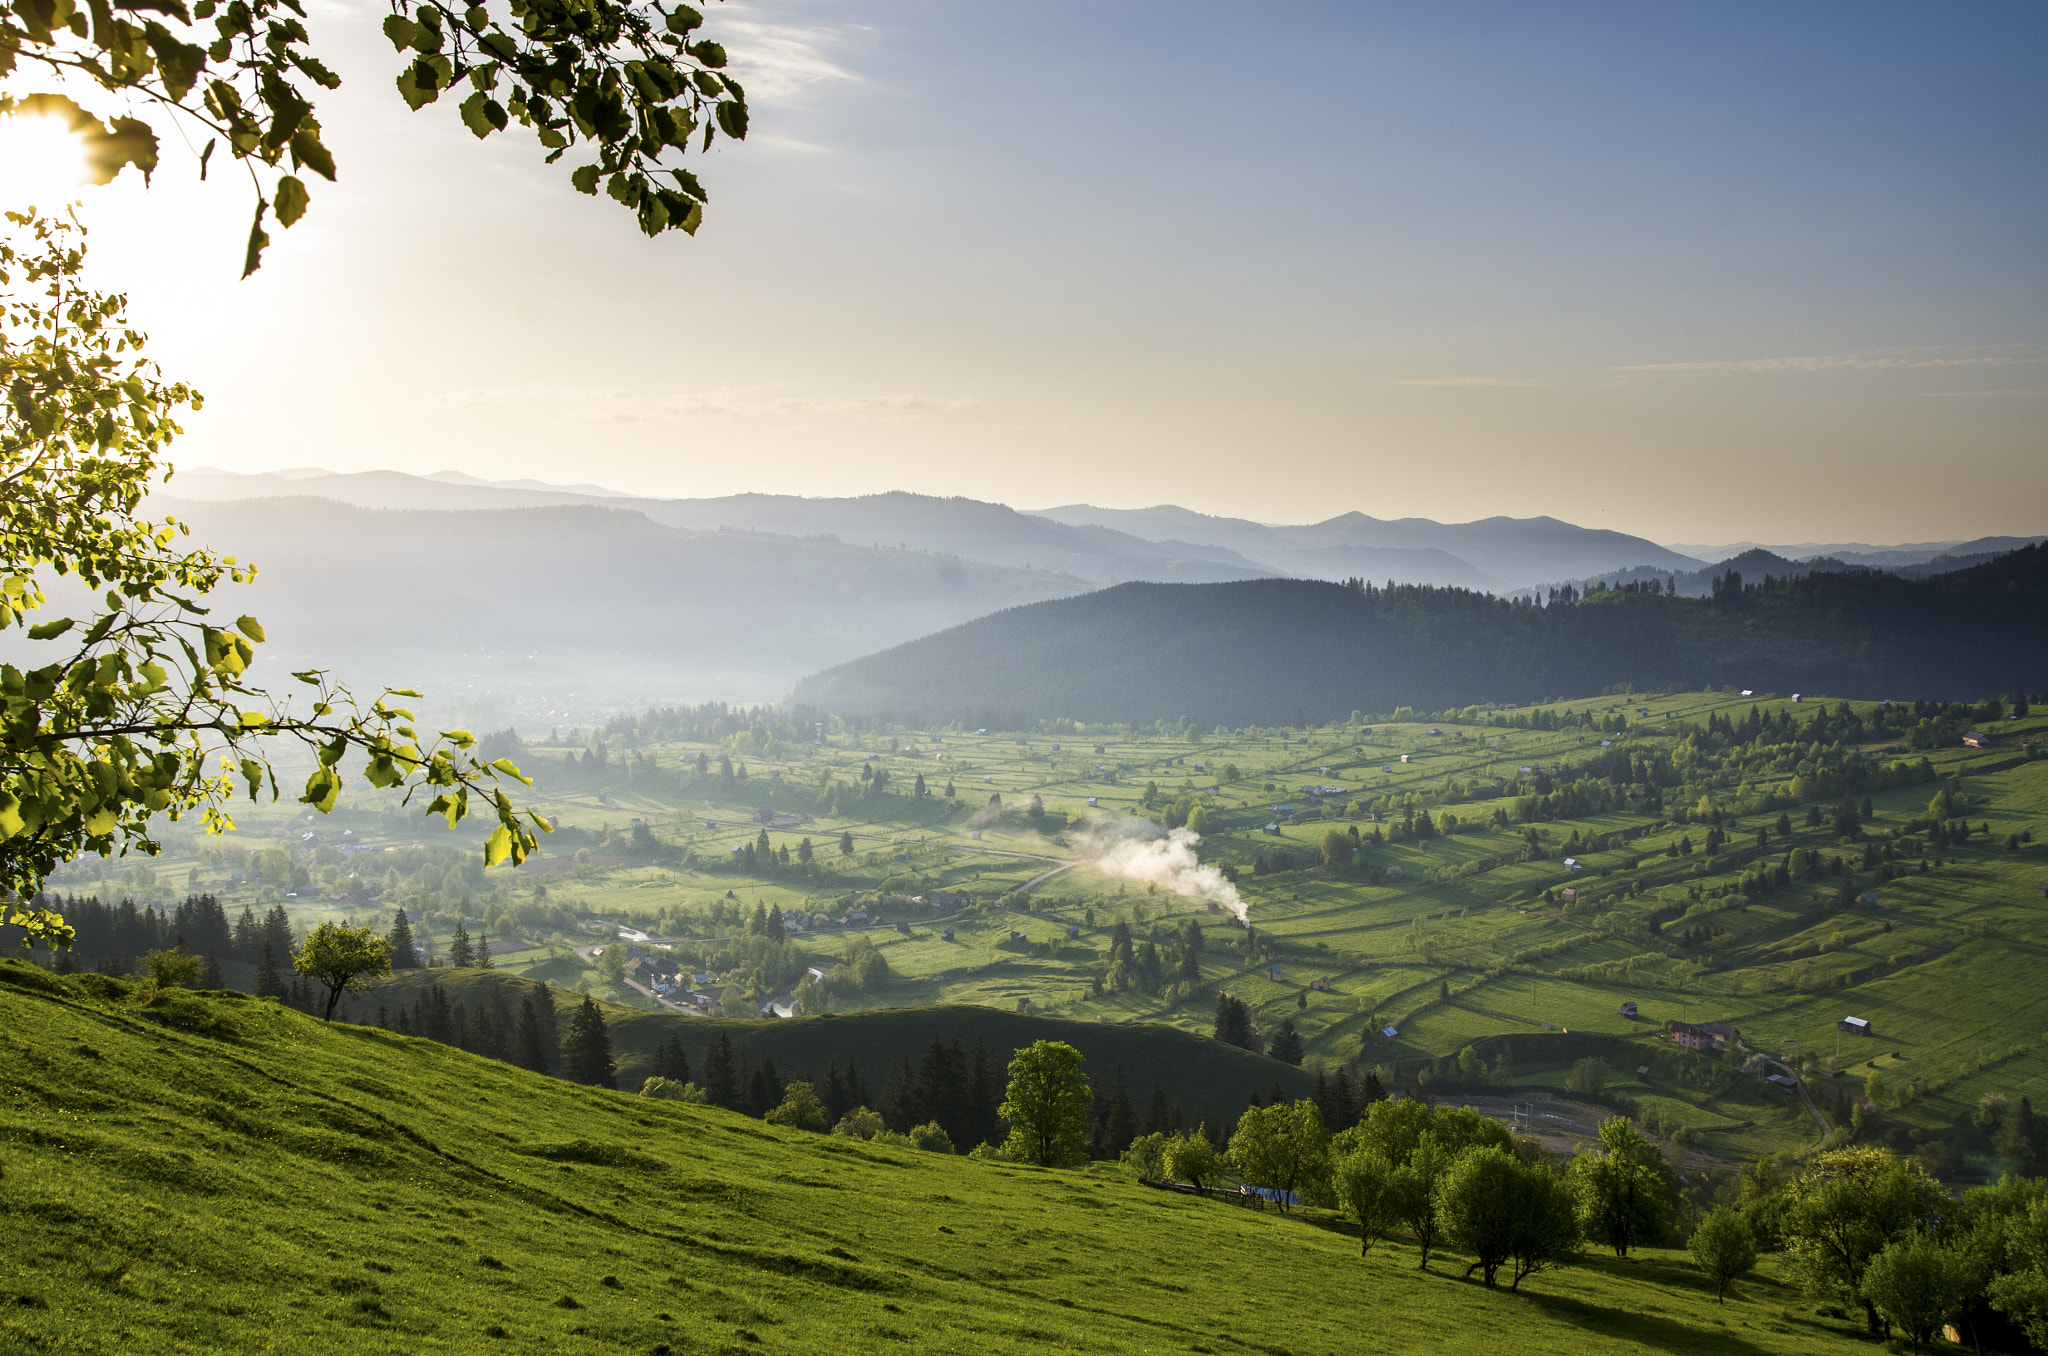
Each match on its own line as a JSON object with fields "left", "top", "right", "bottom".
{"left": 1310, "top": 977, "right": 1333, "bottom": 993}
{"left": 1009, "top": 930, "right": 1027, "bottom": 941}
{"left": 1766, "top": 1073, "right": 1801, "bottom": 1091}
{"left": 940, "top": 928, "right": 955, "bottom": 941}
{"left": 1065, "top": 925, "right": 1081, "bottom": 940}
{"left": 1268, "top": 966, "right": 1285, "bottom": 982}
{"left": 1616, "top": 1000, "right": 1639, "bottom": 1018}
{"left": 1963, "top": 731, "right": 1994, "bottom": 749}
{"left": 1840, "top": 1016, "right": 1873, "bottom": 1037}
{"left": 1635, "top": 1065, "right": 1651, "bottom": 1084}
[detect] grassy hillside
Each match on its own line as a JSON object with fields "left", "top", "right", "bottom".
{"left": 793, "top": 546, "right": 2048, "bottom": 725}
{"left": 2, "top": 961, "right": 1886, "bottom": 1355}
{"left": 375, "top": 970, "right": 1315, "bottom": 1126}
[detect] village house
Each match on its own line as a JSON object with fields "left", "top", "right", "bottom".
{"left": 1670, "top": 1020, "right": 1717, "bottom": 1050}
{"left": 1310, "top": 977, "right": 1333, "bottom": 993}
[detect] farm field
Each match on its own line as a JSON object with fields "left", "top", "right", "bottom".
{"left": 37, "top": 688, "right": 2048, "bottom": 1179}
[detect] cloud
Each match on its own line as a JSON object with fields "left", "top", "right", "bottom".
{"left": 1397, "top": 376, "right": 1547, "bottom": 387}
{"left": 1912, "top": 389, "right": 2048, "bottom": 399}
{"left": 1615, "top": 346, "right": 2045, "bottom": 376}
{"left": 408, "top": 385, "right": 976, "bottom": 423}
{"left": 720, "top": 14, "right": 860, "bottom": 104}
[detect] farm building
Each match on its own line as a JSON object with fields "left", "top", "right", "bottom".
{"left": 1765, "top": 1074, "right": 1801, "bottom": 1091}
{"left": 1009, "top": 930, "right": 1027, "bottom": 941}
{"left": 1636, "top": 1065, "right": 1651, "bottom": 1084}
{"left": 940, "top": 928, "right": 955, "bottom": 941}
{"left": 1963, "top": 731, "right": 1994, "bottom": 748}
{"left": 1559, "top": 888, "right": 1579, "bottom": 903}
{"left": 1066, "top": 925, "right": 1081, "bottom": 940}
{"left": 1379, "top": 1026, "right": 1399, "bottom": 1042}
{"left": 1703, "top": 1022, "right": 1738, "bottom": 1041}
{"left": 2038, "top": 882, "right": 2048, "bottom": 898}
{"left": 1670, "top": 1021, "right": 1717, "bottom": 1050}
{"left": 1268, "top": 966, "right": 1285, "bottom": 982}
{"left": 1840, "top": 1016, "right": 1873, "bottom": 1036}
{"left": 1616, "top": 1000, "right": 1639, "bottom": 1018}
{"left": 1310, "top": 977, "right": 1333, "bottom": 993}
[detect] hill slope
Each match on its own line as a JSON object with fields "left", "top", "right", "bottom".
{"left": 1, "top": 961, "right": 1875, "bottom": 1355}
{"left": 795, "top": 546, "right": 2048, "bottom": 725}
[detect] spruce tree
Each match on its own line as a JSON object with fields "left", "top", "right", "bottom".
{"left": 254, "top": 941, "right": 287, "bottom": 999}
{"left": 704, "top": 1034, "right": 741, "bottom": 1108}
{"left": 199, "top": 949, "right": 224, "bottom": 990}
{"left": 1104, "top": 1066, "right": 1136, "bottom": 1157}
{"left": 1269, "top": 1019, "right": 1305, "bottom": 1066}
{"left": 563, "top": 996, "right": 616, "bottom": 1088}
{"left": 387, "top": 909, "right": 419, "bottom": 968}
{"left": 532, "top": 982, "right": 561, "bottom": 1074}
{"left": 449, "top": 923, "right": 475, "bottom": 968}
{"left": 516, "top": 994, "right": 547, "bottom": 1072}
{"left": 476, "top": 933, "right": 493, "bottom": 969}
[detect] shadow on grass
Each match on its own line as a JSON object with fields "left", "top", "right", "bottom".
{"left": 1512, "top": 1287, "right": 1776, "bottom": 1356}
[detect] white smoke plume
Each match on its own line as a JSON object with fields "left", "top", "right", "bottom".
{"left": 1083, "top": 818, "right": 1246, "bottom": 922}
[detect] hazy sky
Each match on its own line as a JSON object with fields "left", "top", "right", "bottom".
{"left": 19, "top": 1, "right": 2048, "bottom": 543}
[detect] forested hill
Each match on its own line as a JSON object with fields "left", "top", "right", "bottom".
{"left": 794, "top": 545, "right": 2048, "bottom": 726}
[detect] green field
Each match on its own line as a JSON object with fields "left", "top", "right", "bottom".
{"left": 0, "top": 962, "right": 1894, "bottom": 1356}
{"left": 36, "top": 689, "right": 2048, "bottom": 1177}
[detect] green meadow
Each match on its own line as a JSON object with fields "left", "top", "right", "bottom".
{"left": 0, "top": 962, "right": 1891, "bottom": 1356}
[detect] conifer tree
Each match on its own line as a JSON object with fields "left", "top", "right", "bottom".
{"left": 1104, "top": 1066, "right": 1136, "bottom": 1157}
{"left": 532, "top": 983, "right": 561, "bottom": 1074}
{"left": 449, "top": 923, "right": 475, "bottom": 968}
{"left": 703, "top": 1034, "right": 741, "bottom": 1109}
{"left": 840, "top": 831, "right": 855, "bottom": 856}
{"left": 515, "top": 994, "right": 547, "bottom": 1073}
{"left": 1269, "top": 1019, "right": 1306, "bottom": 1066}
{"left": 199, "top": 949, "right": 224, "bottom": 990}
{"left": 387, "top": 909, "right": 420, "bottom": 969}
{"left": 563, "top": 996, "right": 616, "bottom": 1088}
{"left": 476, "top": 933, "right": 493, "bottom": 969}
{"left": 254, "top": 941, "right": 288, "bottom": 998}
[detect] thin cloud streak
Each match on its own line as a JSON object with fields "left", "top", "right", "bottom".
{"left": 410, "top": 385, "right": 977, "bottom": 423}
{"left": 1615, "top": 346, "right": 2045, "bottom": 375}
{"left": 1398, "top": 376, "right": 1547, "bottom": 387}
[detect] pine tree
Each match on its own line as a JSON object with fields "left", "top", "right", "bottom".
{"left": 476, "top": 933, "right": 493, "bottom": 969}
{"left": 449, "top": 923, "right": 475, "bottom": 968}
{"left": 652, "top": 1034, "right": 691, "bottom": 1084}
{"left": 387, "top": 908, "right": 419, "bottom": 968}
{"left": 532, "top": 982, "right": 561, "bottom": 1073}
{"left": 1363, "top": 1070, "right": 1387, "bottom": 1103}
{"left": 516, "top": 994, "right": 548, "bottom": 1073}
{"left": 914, "top": 772, "right": 926, "bottom": 797}
{"left": 232, "top": 906, "right": 261, "bottom": 963}
{"left": 745, "top": 1056, "right": 782, "bottom": 1116}
{"left": 1269, "top": 1019, "right": 1305, "bottom": 1066}
{"left": 1104, "top": 1066, "right": 1136, "bottom": 1157}
{"left": 199, "top": 949, "right": 224, "bottom": 990}
{"left": 839, "top": 831, "right": 855, "bottom": 857}
{"left": 1139, "top": 1082, "right": 1170, "bottom": 1138}
{"left": 703, "top": 1034, "right": 741, "bottom": 1109}
{"left": 254, "top": 941, "right": 287, "bottom": 998}
{"left": 563, "top": 996, "right": 616, "bottom": 1088}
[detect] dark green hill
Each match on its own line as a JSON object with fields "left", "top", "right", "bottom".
{"left": 0, "top": 960, "right": 1876, "bottom": 1355}
{"left": 373, "top": 968, "right": 1312, "bottom": 1127}
{"left": 794, "top": 545, "right": 2048, "bottom": 726}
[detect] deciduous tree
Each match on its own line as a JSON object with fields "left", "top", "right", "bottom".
{"left": 998, "top": 1040, "right": 1092, "bottom": 1167}
{"left": 291, "top": 921, "right": 392, "bottom": 1020}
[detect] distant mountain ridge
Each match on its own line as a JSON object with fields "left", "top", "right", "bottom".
{"left": 172, "top": 469, "right": 1706, "bottom": 591}
{"left": 794, "top": 546, "right": 2048, "bottom": 726}
{"left": 1029, "top": 503, "right": 1703, "bottom": 589}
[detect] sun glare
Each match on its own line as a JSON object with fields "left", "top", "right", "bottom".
{"left": 0, "top": 114, "right": 91, "bottom": 208}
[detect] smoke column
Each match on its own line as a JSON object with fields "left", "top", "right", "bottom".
{"left": 1086, "top": 818, "right": 1246, "bottom": 922}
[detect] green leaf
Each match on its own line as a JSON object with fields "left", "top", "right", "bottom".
{"left": 714, "top": 99, "right": 747, "bottom": 140}
{"left": 382, "top": 13, "right": 421, "bottom": 49}
{"left": 241, "top": 198, "right": 271, "bottom": 278}
{"left": 290, "top": 124, "right": 336, "bottom": 181}
{"left": 459, "top": 90, "right": 506, "bottom": 138}
{"left": 235, "top": 615, "right": 266, "bottom": 642}
{"left": 26, "top": 618, "right": 74, "bottom": 640}
{"left": 570, "top": 164, "right": 600, "bottom": 195}
{"left": 274, "top": 175, "right": 308, "bottom": 228}
{"left": 665, "top": 3, "right": 702, "bottom": 33}
{"left": 685, "top": 39, "right": 725, "bottom": 67}
{"left": 484, "top": 823, "right": 512, "bottom": 867}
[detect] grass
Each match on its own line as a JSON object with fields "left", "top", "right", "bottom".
{"left": 1, "top": 960, "right": 1890, "bottom": 1355}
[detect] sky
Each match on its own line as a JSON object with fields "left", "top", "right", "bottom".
{"left": 7, "top": 0, "right": 2046, "bottom": 545}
